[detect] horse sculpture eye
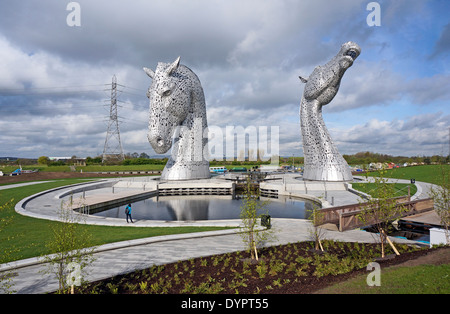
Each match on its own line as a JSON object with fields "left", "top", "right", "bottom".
{"left": 162, "top": 89, "right": 172, "bottom": 97}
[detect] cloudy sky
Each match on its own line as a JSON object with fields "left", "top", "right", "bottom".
{"left": 0, "top": 0, "right": 449, "bottom": 159}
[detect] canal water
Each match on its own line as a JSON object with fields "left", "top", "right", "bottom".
{"left": 92, "top": 195, "right": 316, "bottom": 221}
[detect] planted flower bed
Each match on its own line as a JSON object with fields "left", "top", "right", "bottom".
{"left": 75, "top": 240, "right": 434, "bottom": 294}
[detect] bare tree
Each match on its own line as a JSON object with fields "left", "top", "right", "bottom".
{"left": 429, "top": 164, "right": 449, "bottom": 245}
{"left": 357, "top": 172, "right": 407, "bottom": 258}
{"left": 307, "top": 204, "right": 326, "bottom": 251}
{"left": 41, "top": 197, "right": 96, "bottom": 293}
{"left": 239, "top": 177, "right": 272, "bottom": 261}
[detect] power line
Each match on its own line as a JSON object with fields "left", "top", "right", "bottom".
{"left": 120, "top": 116, "right": 148, "bottom": 124}
{"left": 0, "top": 79, "right": 150, "bottom": 133}
{"left": 121, "top": 85, "right": 147, "bottom": 92}
{"left": 0, "top": 83, "right": 106, "bottom": 92}
{"left": 0, "top": 85, "right": 106, "bottom": 97}
{"left": 102, "top": 75, "right": 125, "bottom": 163}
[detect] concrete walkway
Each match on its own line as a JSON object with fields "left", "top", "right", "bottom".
{"left": 0, "top": 180, "right": 57, "bottom": 190}
{"left": 1, "top": 218, "right": 417, "bottom": 294}
{"left": 1, "top": 174, "right": 434, "bottom": 294}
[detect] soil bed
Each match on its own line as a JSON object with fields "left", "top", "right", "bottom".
{"left": 76, "top": 241, "right": 449, "bottom": 294}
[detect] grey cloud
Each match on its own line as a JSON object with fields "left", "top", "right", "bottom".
{"left": 329, "top": 61, "right": 404, "bottom": 112}
{"left": 328, "top": 62, "right": 450, "bottom": 113}
{"left": 0, "top": 0, "right": 448, "bottom": 158}
{"left": 400, "top": 112, "right": 447, "bottom": 132}
{"left": 333, "top": 112, "right": 449, "bottom": 156}
{"left": 430, "top": 23, "right": 450, "bottom": 59}
{"left": 0, "top": 0, "right": 372, "bottom": 69}
{"left": 405, "top": 74, "right": 450, "bottom": 105}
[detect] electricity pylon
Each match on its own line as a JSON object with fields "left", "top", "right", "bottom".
{"left": 102, "top": 75, "right": 124, "bottom": 163}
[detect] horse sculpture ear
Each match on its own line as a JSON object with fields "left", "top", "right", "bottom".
{"left": 165, "top": 56, "right": 181, "bottom": 76}
{"left": 143, "top": 67, "right": 155, "bottom": 79}
{"left": 299, "top": 76, "right": 308, "bottom": 83}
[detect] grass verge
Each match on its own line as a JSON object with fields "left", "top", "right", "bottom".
{"left": 0, "top": 179, "right": 233, "bottom": 263}
{"left": 352, "top": 183, "right": 417, "bottom": 198}
{"left": 318, "top": 263, "right": 450, "bottom": 294}
{"left": 365, "top": 165, "right": 449, "bottom": 186}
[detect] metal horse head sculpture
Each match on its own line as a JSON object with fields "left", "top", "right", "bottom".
{"left": 299, "top": 42, "right": 361, "bottom": 181}
{"left": 143, "top": 57, "right": 210, "bottom": 180}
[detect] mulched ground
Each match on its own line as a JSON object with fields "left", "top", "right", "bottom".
{"left": 76, "top": 241, "right": 449, "bottom": 295}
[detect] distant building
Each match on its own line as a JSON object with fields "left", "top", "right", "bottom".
{"left": 49, "top": 157, "right": 86, "bottom": 166}
{"left": 49, "top": 157, "right": 71, "bottom": 161}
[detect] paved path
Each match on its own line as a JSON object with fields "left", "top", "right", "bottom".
{"left": 0, "top": 180, "right": 57, "bottom": 190}
{"left": 1, "top": 175, "right": 435, "bottom": 294}
{"left": 2, "top": 218, "right": 420, "bottom": 294}
{"left": 354, "top": 176, "right": 434, "bottom": 201}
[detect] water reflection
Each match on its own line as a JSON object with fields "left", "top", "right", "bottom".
{"left": 93, "top": 195, "right": 315, "bottom": 221}
{"left": 165, "top": 197, "right": 210, "bottom": 220}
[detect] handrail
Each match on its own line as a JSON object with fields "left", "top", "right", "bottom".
{"left": 318, "top": 197, "right": 434, "bottom": 232}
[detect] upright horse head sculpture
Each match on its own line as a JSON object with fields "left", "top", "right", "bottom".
{"left": 299, "top": 42, "right": 361, "bottom": 181}
{"left": 143, "top": 57, "right": 210, "bottom": 180}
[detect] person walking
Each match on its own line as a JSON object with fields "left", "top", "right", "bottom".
{"left": 125, "top": 203, "right": 134, "bottom": 223}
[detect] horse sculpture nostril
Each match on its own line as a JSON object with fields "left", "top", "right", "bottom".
{"left": 156, "top": 138, "right": 164, "bottom": 147}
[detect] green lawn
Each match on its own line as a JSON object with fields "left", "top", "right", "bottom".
{"left": 352, "top": 183, "right": 417, "bottom": 198}
{"left": 319, "top": 263, "right": 450, "bottom": 294}
{"left": 1, "top": 164, "right": 165, "bottom": 173}
{"left": 0, "top": 179, "right": 232, "bottom": 263}
{"left": 366, "top": 164, "right": 449, "bottom": 186}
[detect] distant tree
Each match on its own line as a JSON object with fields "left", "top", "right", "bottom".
{"left": 86, "top": 156, "right": 102, "bottom": 164}
{"left": 38, "top": 156, "right": 50, "bottom": 165}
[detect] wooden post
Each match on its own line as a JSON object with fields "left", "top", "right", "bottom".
{"left": 254, "top": 244, "right": 259, "bottom": 261}
{"left": 381, "top": 228, "right": 400, "bottom": 255}
{"left": 318, "top": 238, "right": 324, "bottom": 251}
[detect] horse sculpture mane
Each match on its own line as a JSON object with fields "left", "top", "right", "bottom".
{"left": 143, "top": 57, "right": 210, "bottom": 180}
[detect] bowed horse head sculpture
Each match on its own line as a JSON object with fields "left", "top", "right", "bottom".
{"left": 144, "top": 57, "right": 210, "bottom": 180}
{"left": 299, "top": 42, "right": 361, "bottom": 182}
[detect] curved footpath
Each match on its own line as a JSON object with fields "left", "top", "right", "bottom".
{"left": 1, "top": 176, "right": 435, "bottom": 294}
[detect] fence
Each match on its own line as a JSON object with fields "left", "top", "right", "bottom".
{"left": 318, "top": 197, "right": 434, "bottom": 232}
